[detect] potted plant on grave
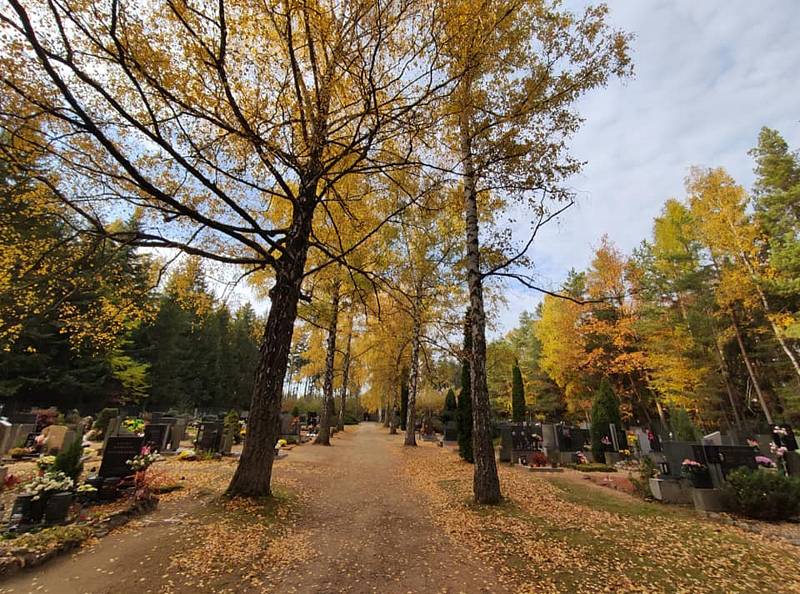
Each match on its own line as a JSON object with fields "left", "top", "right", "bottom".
{"left": 17, "top": 470, "right": 75, "bottom": 523}
{"left": 681, "top": 459, "right": 712, "bottom": 489}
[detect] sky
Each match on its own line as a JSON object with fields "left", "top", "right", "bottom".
{"left": 491, "top": 0, "right": 800, "bottom": 335}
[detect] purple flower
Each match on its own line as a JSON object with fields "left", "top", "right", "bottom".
{"left": 755, "top": 455, "right": 776, "bottom": 468}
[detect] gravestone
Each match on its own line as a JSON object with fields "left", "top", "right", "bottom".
{"left": 143, "top": 424, "right": 170, "bottom": 452}
{"left": 98, "top": 436, "right": 143, "bottom": 477}
{"left": 41, "top": 425, "right": 76, "bottom": 454}
{"left": 169, "top": 419, "right": 188, "bottom": 451}
{"left": 23, "top": 432, "right": 39, "bottom": 449}
{"left": 541, "top": 424, "right": 558, "bottom": 452}
{"left": 196, "top": 421, "right": 224, "bottom": 453}
{"left": 660, "top": 441, "right": 695, "bottom": 478}
{"left": 0, "top": 420, "right": 13, "bottom": 454}
{"left": 692, "top": 444, "right": 757, "bottom": 484}
{"left": 86, "top": 435, "right": 144, "bottom": 498}
{"left": 102, "top": 416, "right": 122, "bottom": 452}
{"left": 280, "top": 413, "right": 299, "bottom": 439}
{"left": 634, "top": 428, "right": 652, "bottom": 455}
{"left": 443, "top": 421, "right": 458, "bottom": 442}
{"left": 502, "top": 423, "right": 542, "bottom": 465}
{"left": 9, "top": 423, "right": 35, "bottom": 450}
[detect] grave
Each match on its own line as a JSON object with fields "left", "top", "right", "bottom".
{"left": 7, "top": 423, "right": 35, "bottom": 452}
{"left": 86, "top": 435, "right": 144, "bottom": 498}
{"left": 143, "top": 423, "right": 170, "bottom": 452}
{"left": 280, "top": 413, "right": 300, "bottom": 442}
{"left": 691, "top": 444, "right": 758, "bottom": 487}
{"left": 169, "top": 419, "right": 188, "bottom": 451}
{"left": 499, "top": 423, "right": 542, "bottom": 465}
{"left": 0, "top": 420, "right": 13, "bottom": 455}
{"left": 41, "top": 425, "right": 76, "bottom": 454}
{"left": 196, "top": 421, "right": 224, "bottom": 453}
{"left": 443, "top": 421, "right": 458, "bottom": 442}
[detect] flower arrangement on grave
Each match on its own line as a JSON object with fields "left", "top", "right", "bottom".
{"left": 530, "top": 451, "right": 548, "bottom": 467}
{"left": 127, "top": 445, "right": 161, "bottom": 471}
{"left": 77, "top": 483, "right": 97, "bottom": 493}
{"left": 35, "top": 455, "right": 56, "bottom": 471}
{"left": 177, "top": 449, "right": 198, "bottom": 461}
{"left": 22, "top": 470, "right": 74, "bottom": 501}
{"left": 600, "top": 436, "right": 612, "bottom": 446}
{"left": 746, "top": 438, "right": 759, "bottom": 449}
{"left": 681, "top": 459, "right": 712, "bottom": 488}
{"left": 755, "top": 455, "right": 777, "bottom": 469}
{"left": 620, "top": 448, "right": 631, "bottom": 459}
{"left": 769, "top": 442, "right": 789, "bottom": 475}
{"left": 773, "top": 426, "right": 789, "bottom": 438}
{"left": 123, "top": 417, "right": 145, "bottom": 434}
{"left": 575, "top": 451, "right": 588, "bottom": 465}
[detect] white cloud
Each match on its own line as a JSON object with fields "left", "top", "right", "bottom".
{"left": 492, "top": 0, "right": 800, "bottom": 333}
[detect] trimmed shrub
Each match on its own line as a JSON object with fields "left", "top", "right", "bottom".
{"left": 722, "top": 467, "right": 800, "bottom": 521}
{"left": 53, "top": 438, "right": 84, "bottom": 482}
{"left": 670, "top": 407, "right": 699, "bottom": 441}
{"left": 511, "top": 363, "right": 525, "bottom": 422}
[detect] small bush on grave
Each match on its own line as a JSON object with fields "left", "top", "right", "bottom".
{"left": 630, "top": 456, "right": 657, "bottom": 499}
{"left": 722, "top": 467, "right": 800, "bottom": 521}
{"left": 53, "top": 438, "right": 84, "bottom": 482}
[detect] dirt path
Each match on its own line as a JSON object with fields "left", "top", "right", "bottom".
{"left": 1, "top": 423, "right": 502, "bottom": 594}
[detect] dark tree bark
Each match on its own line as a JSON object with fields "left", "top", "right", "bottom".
{"left": 316, "top": 279, "right": 341, "bottom": 446}
{"left": 404, "top": 311, "right": 421, "bottom": 446}
{"left": 337, "top": 317, "right": 353, "bottom": 432}
{"left": 459, "top": 99, "right": 501, "bottom": 505}
{"left": 227, "top": 204, "right": 314, "bottom": 497}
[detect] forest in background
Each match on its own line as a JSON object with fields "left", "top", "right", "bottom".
{"left": 485, "top": 127, "right": 800, "bottom": 433}
{"left": 1, "top": 149, "right": 261, "bottom": 413}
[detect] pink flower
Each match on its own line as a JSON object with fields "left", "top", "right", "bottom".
{"left": 755, "top": 455, "right": 776, "bottom": 468}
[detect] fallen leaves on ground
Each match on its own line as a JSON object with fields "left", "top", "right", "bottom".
{"left": 399, "top": 442, "right": 800, "bottom": 594}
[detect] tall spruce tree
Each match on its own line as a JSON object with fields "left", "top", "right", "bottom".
{"left": 590, "top": 379, "right": 622, "bottom": 461}
{"left": 511, "top": 362, "right": 526, "bottom": 422}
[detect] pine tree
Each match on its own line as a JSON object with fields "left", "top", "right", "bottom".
{"left": 457, "top": 311, "right": 474, "bottom": 463}
{"left": 590, "top": 379, "right": 622, "bottom": 461}
{"left": 511, "top": 362, "right": 526, "bottom": 422}
{"left": 442, "top": 389, "right": 457, "bottom": 425}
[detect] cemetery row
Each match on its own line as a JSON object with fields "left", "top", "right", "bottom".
{"left": 479, "top": 418, "right": 800, "bottom": 519}
{"left": 0, "top": 405, "right": 333, "bottom": 569}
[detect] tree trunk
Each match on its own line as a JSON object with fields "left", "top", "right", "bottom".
{"left": 227, "top": 205, "right": 313, "bottom": 498}
{"left": 315, "top": 279, "right": 341, "bottom": 446}
{"left": 337, "top": 317, "right": 353, "bottom": 432}
{"left": 712, "top": 335, "right": 743, "bottom": 430}
{"left": 459, "top": 99, "right": 501, "bottom": 505}
{"left": 730, "top": 308, "right": 773, "bottom": 425}
{"left": 404, "top": 308, "right": 421, "bottom": 446}
{"left": 739, "top": 250, "right": 800, "bottom": 382}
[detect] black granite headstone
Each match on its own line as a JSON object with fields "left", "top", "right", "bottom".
{"left": 99, "top": 435, "right": 144, "bottom": 478}
{"left": 143, "top": 423, "right": 170, "bottom": 451}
